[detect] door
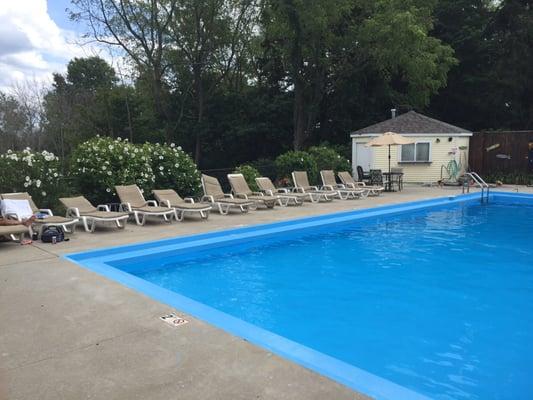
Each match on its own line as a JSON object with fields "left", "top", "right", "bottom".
{"left": 356, "top": 143, "right": 373, "bottom": 171}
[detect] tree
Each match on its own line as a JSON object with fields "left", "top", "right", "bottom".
{"left": 261, "top": 0, "right": 456, "bottom": 150}
{"left": 66, "top": 56, "right": 118, "bottom": 90}
{"left": 261, "top": 0, "right": 352, "bottom": 150}
{"left": 167, "top": 0, "right": 259, "bottom": 163}
{"left": 70, "top": 0, "right": 178, "bottom": 139}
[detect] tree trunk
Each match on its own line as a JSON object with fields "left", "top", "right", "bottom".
{"left": 194, "top": 68, "right": 204, "bottom": 164}
{"left": 152, "top": 69, "right": 173, "bottom": 142}
{"left": 293, "top": 79, "right": 307, "bottom": 150}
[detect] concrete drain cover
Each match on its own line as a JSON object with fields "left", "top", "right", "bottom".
{"left": 160, "top": 313, "right": 189, "bottom": 327}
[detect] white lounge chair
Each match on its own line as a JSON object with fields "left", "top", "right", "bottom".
{"left": 255, "top": 177, "right": 311, "bottom": 205}
{"left": 115, "top": 185, "right": 176, "bottom": 225}
{"left": 291, "top": 171, "right": 336, "bottom": 202}
{"left": 320, "top": 170, "right": 368, "bottom": 199}
{"left": 227, "top": 174, "right": 277, "bottom": 209}
{"left": 0, "top": 192, "right": 78, "bottom": 236}
{"left": 60, "top": 196, "right": 129, "bottom": 232}
{"left": 338, "top": 171, "right": 384, "bottom": 196}
{"left": 153, "top": 189, "right": 212, "bottom": 221}
{"left": 201, "top": 174, "right": 255, "bottom": 215}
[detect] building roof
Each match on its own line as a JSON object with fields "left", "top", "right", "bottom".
{"left": 351, "top": 111, "right": 472, "bottom": 136}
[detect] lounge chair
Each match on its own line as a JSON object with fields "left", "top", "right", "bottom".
{"left": 0, "top": 192, "right": 78, "bottom": 236}
{"left": 255, "top": 177, "right": 312, "bottom": 205}
{"left": 0, "top": 224, "right": 33, "bottom": 243}
{"left": 201, "top": 174, "right": 255, "bottom": 215}
{"left": 227, "top": 174, "right": 277, "bottom": 209}
{"left": 291, "top": 171, "right": 336, "bottom": 202}
{"left": 59, "top": 196, "right": 129, "bottom": 232}
{"left": 153, "top": 189, "right": 212, "bottom": 221}
{"left": 338, "top": 171, "right": 384, "bottom": 196}
{"left": 320, "top": 170, "right": 367, "bottom": 199}
{"left": 115, "top": 185, "right": 176, "bottom": 225}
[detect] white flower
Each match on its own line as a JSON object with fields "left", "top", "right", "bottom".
{"left": 107, "top": 171, "right": 112, "bottom": 176}
{"left": 159, "top": 166, "right": 164, "bottom": 171}
{"left": 106, "top": 188, "right": 111, "bottom": 192}
{"left": 53, "top": 172, "right": 58, "bottom": 177}
{"left": 159, "top": 156, "right": 164, "bottom": 160}
{"left": 170, "top": 143, "right": 175, "bottom": 148}
{"left": 23, "top": 182, "right": 29, "bottom": 188}
{"left": 177, "top": 146, "right": 182, "bottom": 151}
{"left": 102, "top": 165, "right": 107, "bottom": 170}
{"left": 35, "top": 179, "right": 41, "bottom": 188}
{"left": 25, "top": 176, "right": 30, "bottom": 181}
{"left": 41, "top": 191, "right": 46, "bottom": 196}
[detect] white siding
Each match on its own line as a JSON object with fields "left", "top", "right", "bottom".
{"left": 352, "top": 135, "right": 470, "bottom": 183}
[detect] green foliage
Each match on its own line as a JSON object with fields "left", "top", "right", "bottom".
{"left": 70, "top": 136, "right": 155, "bottom": 205}
{"left": 484, "top": 171, "right": 533, "bottom": 186}
{"left": 144, "top": 142, "right": 202, "bottom": 197}
{"left": 66, "top": 56, "right": 117, "bottom": 90}
{"left": 234, "top": 164, "right": 261, "bottom": 191}
{"left": 275, "top": 151, "right": 318, "bottom": 184}
{"left": 0, "top": 148, "right": 63, "bottom": 209}
{"left": 308, "top": 146, "right": 351, "bottom": 173}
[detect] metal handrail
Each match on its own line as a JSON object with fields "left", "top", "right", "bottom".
{"left": 462, "top": 172, "right": 490, "bottom": 203}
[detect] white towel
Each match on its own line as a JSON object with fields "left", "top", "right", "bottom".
{"left": 0, "top": 199, "right": 34, "bottom": 219}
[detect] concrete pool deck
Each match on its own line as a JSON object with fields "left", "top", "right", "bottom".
{"left": 1, "top": 184, "right": 532, "bottom": 400}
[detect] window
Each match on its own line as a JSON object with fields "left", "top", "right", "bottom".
{"left": 400, "top": 142, "right": 431, "bottom": 162}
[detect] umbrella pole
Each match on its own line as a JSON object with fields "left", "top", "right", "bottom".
{"left": 388, "top": 144, "right": 391, "bottom": 192}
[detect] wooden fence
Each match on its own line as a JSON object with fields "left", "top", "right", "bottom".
{"left": 469, "top": 131, "right": 533, "bottom": 175}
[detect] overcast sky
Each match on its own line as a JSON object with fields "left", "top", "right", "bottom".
{"left": 0, "top": 0, "right": 110, "bottom": 91}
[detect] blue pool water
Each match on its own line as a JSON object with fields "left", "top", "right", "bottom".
{"left": 69, "top": 194, "right": 533, "bottom": 400}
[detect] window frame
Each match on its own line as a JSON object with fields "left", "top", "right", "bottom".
{"left": 398, "top": 141, "right": 432, "bottom": 163}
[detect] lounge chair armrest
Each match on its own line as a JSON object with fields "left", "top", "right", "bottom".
{"left": 252, "top": 192, "right": 264, "bottom": 196}
{"left": 223, "top": 193, "right": 234, "bottom": 199}
{"left": 66, "top": 207, "right": 81, "bottom": 218}
{"left": 183, "top": 197, "right": 195, "bottom": 203}
{"left": 235, "top": 193, "right": 249, "bottom": 199}
{"left": 4, "top": 212, "right": 21, "bottom": 221}
{"left": 39, "top": 208, "right": 53, "bottom": 216}
{"left": 201, "top": 195, "right": 215, "bottom": 203}
{"left": 159, "top": 200, "right": 171, "bottom": 207}
{"left": 146, "top": 200, "right": 158, "bottom": 207}
{"left": 310, "top": 186, "right": 319, "bottom": 191}
{"left": 276, "top": 188, "right": 289, "bottom": 193}
{"left": 337, "top": 184, "right": 347, "bottom": 189}
{"left": 322, "top": 185, "right": 335, "bottom": 191}
{"left": 97, "top": 204, "right": 111, "bottom": 211}
{"left": 293, "top": 187, "right": 305, "bottom": 193}
{"left": 120, "top": 202, "right": 132, "bottom": 212}
{"left": 262, "top": 189, "right": 274, "bottom": 196}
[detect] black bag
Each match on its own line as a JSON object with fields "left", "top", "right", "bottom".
{"left": 41, "top": 226, "right": 65, "bottom": 243}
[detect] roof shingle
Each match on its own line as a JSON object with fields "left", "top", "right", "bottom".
{"left": 351, "top": 111, "right": 472, "bottom": 135}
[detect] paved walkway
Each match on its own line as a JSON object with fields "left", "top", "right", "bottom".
{"left": 1, "top": 185, "right": 531, "bottom": 400}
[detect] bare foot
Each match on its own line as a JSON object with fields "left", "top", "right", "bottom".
{"left": 20, "top": 239, "right": 33, "bottom": 245}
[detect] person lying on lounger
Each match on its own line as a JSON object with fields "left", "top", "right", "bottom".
{"left": 0, "top": 215, "right": 35, "bottom": 244}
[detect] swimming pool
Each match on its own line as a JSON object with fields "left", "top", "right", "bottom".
{"left": 66, "top": 192, "right": 533, "bottom": 400}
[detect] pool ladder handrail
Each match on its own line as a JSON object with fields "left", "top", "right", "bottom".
{"left": 462, "top": 172, "right": 490, "bottom": 203}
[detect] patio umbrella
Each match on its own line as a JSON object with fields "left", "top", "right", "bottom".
{"left": 365, "top": 132, "right": 414, "bottom": 190}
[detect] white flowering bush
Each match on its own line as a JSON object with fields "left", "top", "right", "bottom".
{"left": 143, "top": 142, "right": 202, "bottom": 197}
{"left": 70, "top": 136, "right": 155, "bottom": 205}
{"left": 0, "top": 148, "right": 62, "bottom": 208}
